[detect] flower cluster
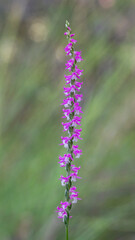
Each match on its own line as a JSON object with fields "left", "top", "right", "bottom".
{"left": 57, "top": 21, "right": 83, "bottom": 224}
{"left": 56, "top": 201, "right": 72, "bottom": 219}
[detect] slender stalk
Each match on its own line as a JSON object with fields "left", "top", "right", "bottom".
{"left": 66, "top": 225, "right": 68, "bottom": 240}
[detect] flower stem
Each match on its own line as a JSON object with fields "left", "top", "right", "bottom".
{"left": 66, "top": 225, "right": 68, "bottom": 240}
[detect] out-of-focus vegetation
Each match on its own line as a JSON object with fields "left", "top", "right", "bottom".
{"left": 0, "top": 0, "right": 135, "bottom": 239}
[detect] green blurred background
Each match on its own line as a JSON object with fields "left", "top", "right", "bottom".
{"left": 1, "top": 0, "right": 135, "bottom": 239}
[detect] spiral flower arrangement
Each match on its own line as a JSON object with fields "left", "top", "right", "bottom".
{"left": 56, "top": 20, "right": 83, "bottom": 240}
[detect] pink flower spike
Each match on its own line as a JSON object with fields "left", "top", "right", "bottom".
{"left": 57, "top": 21, "right": 83, "bottom": 222}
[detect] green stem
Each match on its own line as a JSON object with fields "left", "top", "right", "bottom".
{"left": 66, "top": 225, "right": 68, "bottom": 240}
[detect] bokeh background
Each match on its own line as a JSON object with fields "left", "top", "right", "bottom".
{"left": 1, "top": 0, "right": 135, "bottom": 239}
